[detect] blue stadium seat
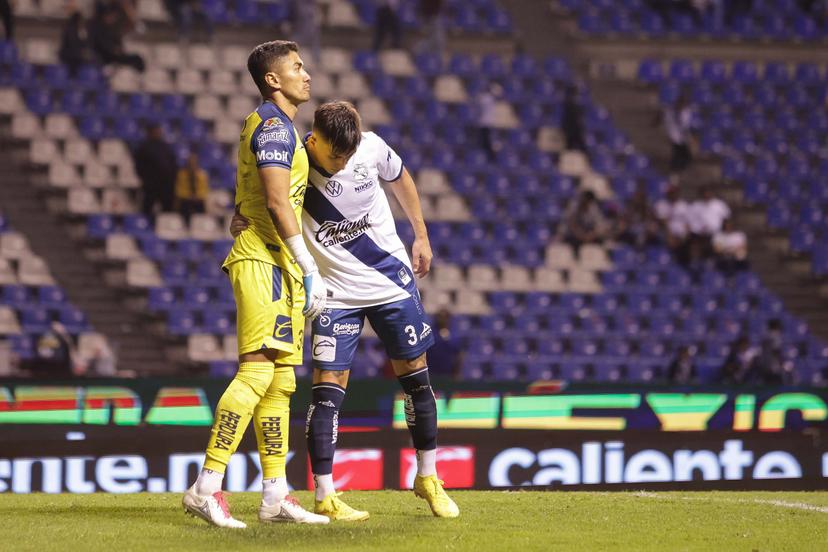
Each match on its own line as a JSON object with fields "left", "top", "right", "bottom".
{"left": 38, "top": 286, "right": 67, "bottom": 308}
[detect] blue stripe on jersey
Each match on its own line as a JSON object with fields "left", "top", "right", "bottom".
{"left": 303, "top": 185, "right": 417, "bottom": 296}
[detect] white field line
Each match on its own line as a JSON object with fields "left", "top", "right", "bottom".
{"left": 631, "top": 491, "right": 828, "bottom": 514}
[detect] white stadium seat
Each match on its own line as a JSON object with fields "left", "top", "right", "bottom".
{"left": 0, "top": 305, "right": 21, "bottom": 335}
{"left": 500, "top": 265, "right": 533, "bottom": 291}
{"left": 109, "top": 67, "right": 142, "bottom": 93}
{"left": 0, "top": 232, "right": 30, "bottom": 259}
{"left": 416, "top": 169, "right": 450, "bottom": 194}
{"left": 153, "top": 44, "right": 184, "bottom": 69}
{"left": 567, "top": 268, "right": 602, "bottom": 293}
{"left": 227, "top": 95, "right": 257, "bottom": 120}
{"left": 188, "top": 334, "right": 224, "bottom": 362}
{"left": 559, "top": 150, "right": 589, "bottom": 177}
{"left": 581, "top": 172, "right": 613, "bottom": 199}
{"left": 142, "top": 68, "right": 175, "bottom": 93}
{"left": 338, "top": 74, "right": 369, "bottom": 99}
{"left": 138, "top": 0, "right": 171, "bottom": 21}
{"left": 155, "top": 213, "right": 188, "bottom": 240}
{"left": 68, "top": 188, "right": 102, "bottom": 214}
{"left": 422, "top": 289, "right": 453, "bottom": 313}
{"left": 546, "top": 242, "right": 577, "bottom": 270}
{"left": 207, "top": 70, "right": 239, "bottom": 96}
{"left": 12, "top": 113, "right": 40, "bottom": 139}
{"left": 533, "top": 268, "right": 566, "bottom": 292}
{"left": 537, "top": 126, "right": 564, "bottom": 152}
{"left": 126, "top": 258, "right": 162, "bottom": 287}
{"left": 468, "top": 264, "right": 499, "bottom": 291}
{"left": 222, "top": 335, "right": 238, "bottom": 361}
{"left": 101, "top": 189, "right": 135, "bottom": 214}
{"left": 319, "top": 48, "right": 350, "bottom": 74}
{"left": 116, "top": 163, "right": 141, "bottom": 189}
{"left": 83, "top": 161, "right": 112, "bottom": 188}
{"left": 29, "top": 138, "right": 59, "bottom": 166}
{"left": 357, "top": 97, "right": 390, "bottom": 126}
{"left": 188, "top": 45, "right": 217, "bottom": 70}
{"left": 0, "top": 88, "right": 23, "bottom": 114}
{"left": 190, "top": 214, "right": 225, "bottom": 241}
{"left": 98, "top": 139, "right": 132, "bottom": 168}
{"left": 435, "top": 196, "right": 470, "bottom": 221}
{"left": 326, "top": 1, "right": 362, "bottom": 27}
{"left": 380, "top": 50, "right": 416, "bottom": 77}
{"left": 24, "top": 38, "right": 57, "bottom": 65}
{"left": 454, "top": 289, "right": 490, "bottom": 314}
{"left": 431, "top": 263, "right": 464, "bottom": 290}
{"left": 434, "top": 75, "right": 468, "bottom": 104}
{"left": 105, "top": 234, "right": 141, "bottom": 261}
{"left": 490, "top": 102, "right": 519, "bottom": 129}
{"left": 580, "top": 244, "right": 612, "bottom": 271}
{"left": 44, "top": 114, "right": 77, "bottom": 139}
{"left": 64, "top": 140, "right": 94, "bottom": 165}
{"left": 221, "top": 46, "right": 249, "bottom": 71}
{"left": 49, "top": 161, "right": 83, "bottom": 188}
{"left": 175, "top": 68, "right": 205, "bottom": 95}
{"left": 18, "top": 256, "right": 55, "bottom": 286}
{"left": 214, "top": 119, "right": 241, "bottom": 145}
{"left": 309, "top": 73, "right": 335, "bottom": 99}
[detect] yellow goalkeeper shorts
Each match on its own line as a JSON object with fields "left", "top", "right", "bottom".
{"left": 225, "top": 259, "right": 305, "bottom": 364}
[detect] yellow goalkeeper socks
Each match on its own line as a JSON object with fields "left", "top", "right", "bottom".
{"left": 254, "top": 366, "right": 296, "bottom": 482}
{"left": 203, "top": 361, "right": 274, "bottom": 473}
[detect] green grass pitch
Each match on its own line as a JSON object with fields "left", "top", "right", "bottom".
{"left": 2, "top": 490, "right": 827, "bottom": 551}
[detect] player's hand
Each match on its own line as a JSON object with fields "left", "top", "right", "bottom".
{"left": 412, "top": 237, "right": 433, "bottom": 278}
{"left": 302, "top": 271, "right": 328, "bottom": 320}
{"left": 229, "top": 213, "right": 250, "bottom": 238}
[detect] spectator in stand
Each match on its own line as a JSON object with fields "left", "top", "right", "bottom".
{"left": 134, "top": 124, "right": 177, "bottom": 219}
{"left": 721, "top": 335, "right": 759, "bottom": 384}
{"left": 292, "top": 0, "right": 320, "bottom": 62}
{"left": 616, "top": 182, "right": 661, "bottom": 249}
{"left": 372, "top": 0, "right": 402, "bottom": 51}
{"left": 0, "top": 0, "right": 12, "bottom": 41}
{"left": 667, "top": 345, "right": 697, "bottom": 384}
{"left": 175, "top": 152, "right": 209, "bottom": 222}
{"left": 427, "top": 309, "right": 463, "bottom": 380}
{"left": 561, "top": 84, "right": 586, "bottom": 153}
{"left": 163, "top": 0, "right": 213, "bottom": 42}
{"left": 477, "top": 82, "right": 501, "bottom": 161}
{"left": 558, "top": 190, "right": 611, "bottom": 255}
{"left": 89, "top": 2, "right": 145, "bottom": 72}
{"left": 59, "top": 10, "right": 94, "bottom": 76}
{"left": 415, "top": 0, "right": 445, "bottom": 58}
{"left": 712, "top": 217, "right": 748, "bottom": 276}
{"left": 656, "top": 93, "right": 696, "bottom": 179}
{"left": 655, "top": 184, "right": 692, "bottom": 260}
{"left": 32, "top": 322, "right": 77, "bottom": 377}
{"left": 754, "top": 319, "right": 794, "bottom": 385}
{"left": 686, "top": 185, "right": 730, "bottom": 258}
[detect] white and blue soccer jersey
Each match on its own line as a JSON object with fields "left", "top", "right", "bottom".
{"left": 302, "top": 131, "right": 412, "bottom": 309}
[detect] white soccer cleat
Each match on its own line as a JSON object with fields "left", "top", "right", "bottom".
{"left": 182, "top": 485, "right": 247, "bottom": 529}
{"left": 258, "top": 495, "right": 331, "bottom": 524}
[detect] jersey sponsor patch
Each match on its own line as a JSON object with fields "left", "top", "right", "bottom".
{"left": 262, "top": 117, "right": 284, "bottom": 131}
{"left": 332, "top": 322, "right": 361, "bottom": 336}
{"left": 312, "top": 334, "right": 336, "bottom": 362}
{"left": 257, "top": 149, "right": 290, "bottom": 163}
{"left": 325, "top": 180, "right": 343, "bottom": 197}
{"left": 257, "top": 128, "right": 289, "bottom": 147}
{"left": 314, "top": 214, "right": 371, "bottom": 247}
{"left": 397, "top": 267, "right": 412, "bottom": 286}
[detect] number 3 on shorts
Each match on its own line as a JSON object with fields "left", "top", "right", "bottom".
{"left": 404, "top": 324, "right": 418, "bottom": 345}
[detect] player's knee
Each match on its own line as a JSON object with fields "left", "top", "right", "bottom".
{"left": 233, "top": 361, "right": 275, "bottom": 399}
{"left": 264, "top": 367, "right": 296, "bottom": 403}
{"left": 391, "top": 354, "right": 428, "bottom": 377}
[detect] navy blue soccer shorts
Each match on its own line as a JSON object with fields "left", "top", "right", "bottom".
{"left": 310, "top": 293, "right": 435, "bottom": 371}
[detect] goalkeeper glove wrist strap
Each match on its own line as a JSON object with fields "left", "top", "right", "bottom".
{"left": 284, "top": 234, "right": 317, "bottom": 276}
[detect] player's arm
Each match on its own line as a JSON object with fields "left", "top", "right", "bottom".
{"left": 388, "top": 167, "right": 432, "bottom": 278}
{"left": 258, "top": 165, "right": 327, "bottom": 318}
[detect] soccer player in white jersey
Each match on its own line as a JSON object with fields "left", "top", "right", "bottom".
{"left": 232, "top": 101, "right": 459, "bottom": 520}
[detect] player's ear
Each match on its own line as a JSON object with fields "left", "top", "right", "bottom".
{"left": 264, "top": 71, "right": 280, "bottom": 91}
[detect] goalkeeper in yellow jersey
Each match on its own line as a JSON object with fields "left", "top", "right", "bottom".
{"left": 182, "top": 40, "right": 329, "bottom": 528}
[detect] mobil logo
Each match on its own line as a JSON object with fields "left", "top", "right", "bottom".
{"left": 306, "top": 448, "right": 383, "bottom": 491}
{"left": 399, "top": 446, "right": 475, "bottom": 489}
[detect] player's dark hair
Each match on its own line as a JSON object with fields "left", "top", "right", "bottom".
{"left": 247, "top": 40, "right": 299, "bottom": 97}
{"left": 312, "top": 101, "right": 362, "bottom": 156}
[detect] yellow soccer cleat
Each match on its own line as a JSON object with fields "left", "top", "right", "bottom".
{"left": 314, "top": 492, "right": 370, "bottom": 521}
{"left": 413, "top": 475, "right": 460, "bottom": 518}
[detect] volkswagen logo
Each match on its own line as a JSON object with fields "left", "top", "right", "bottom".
{"left": 325, "top": 180, "right": 343, "bottom": 197}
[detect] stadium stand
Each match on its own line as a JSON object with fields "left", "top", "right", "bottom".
{"left": 1, "top": 0, "right": 826, "bottom": 384}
